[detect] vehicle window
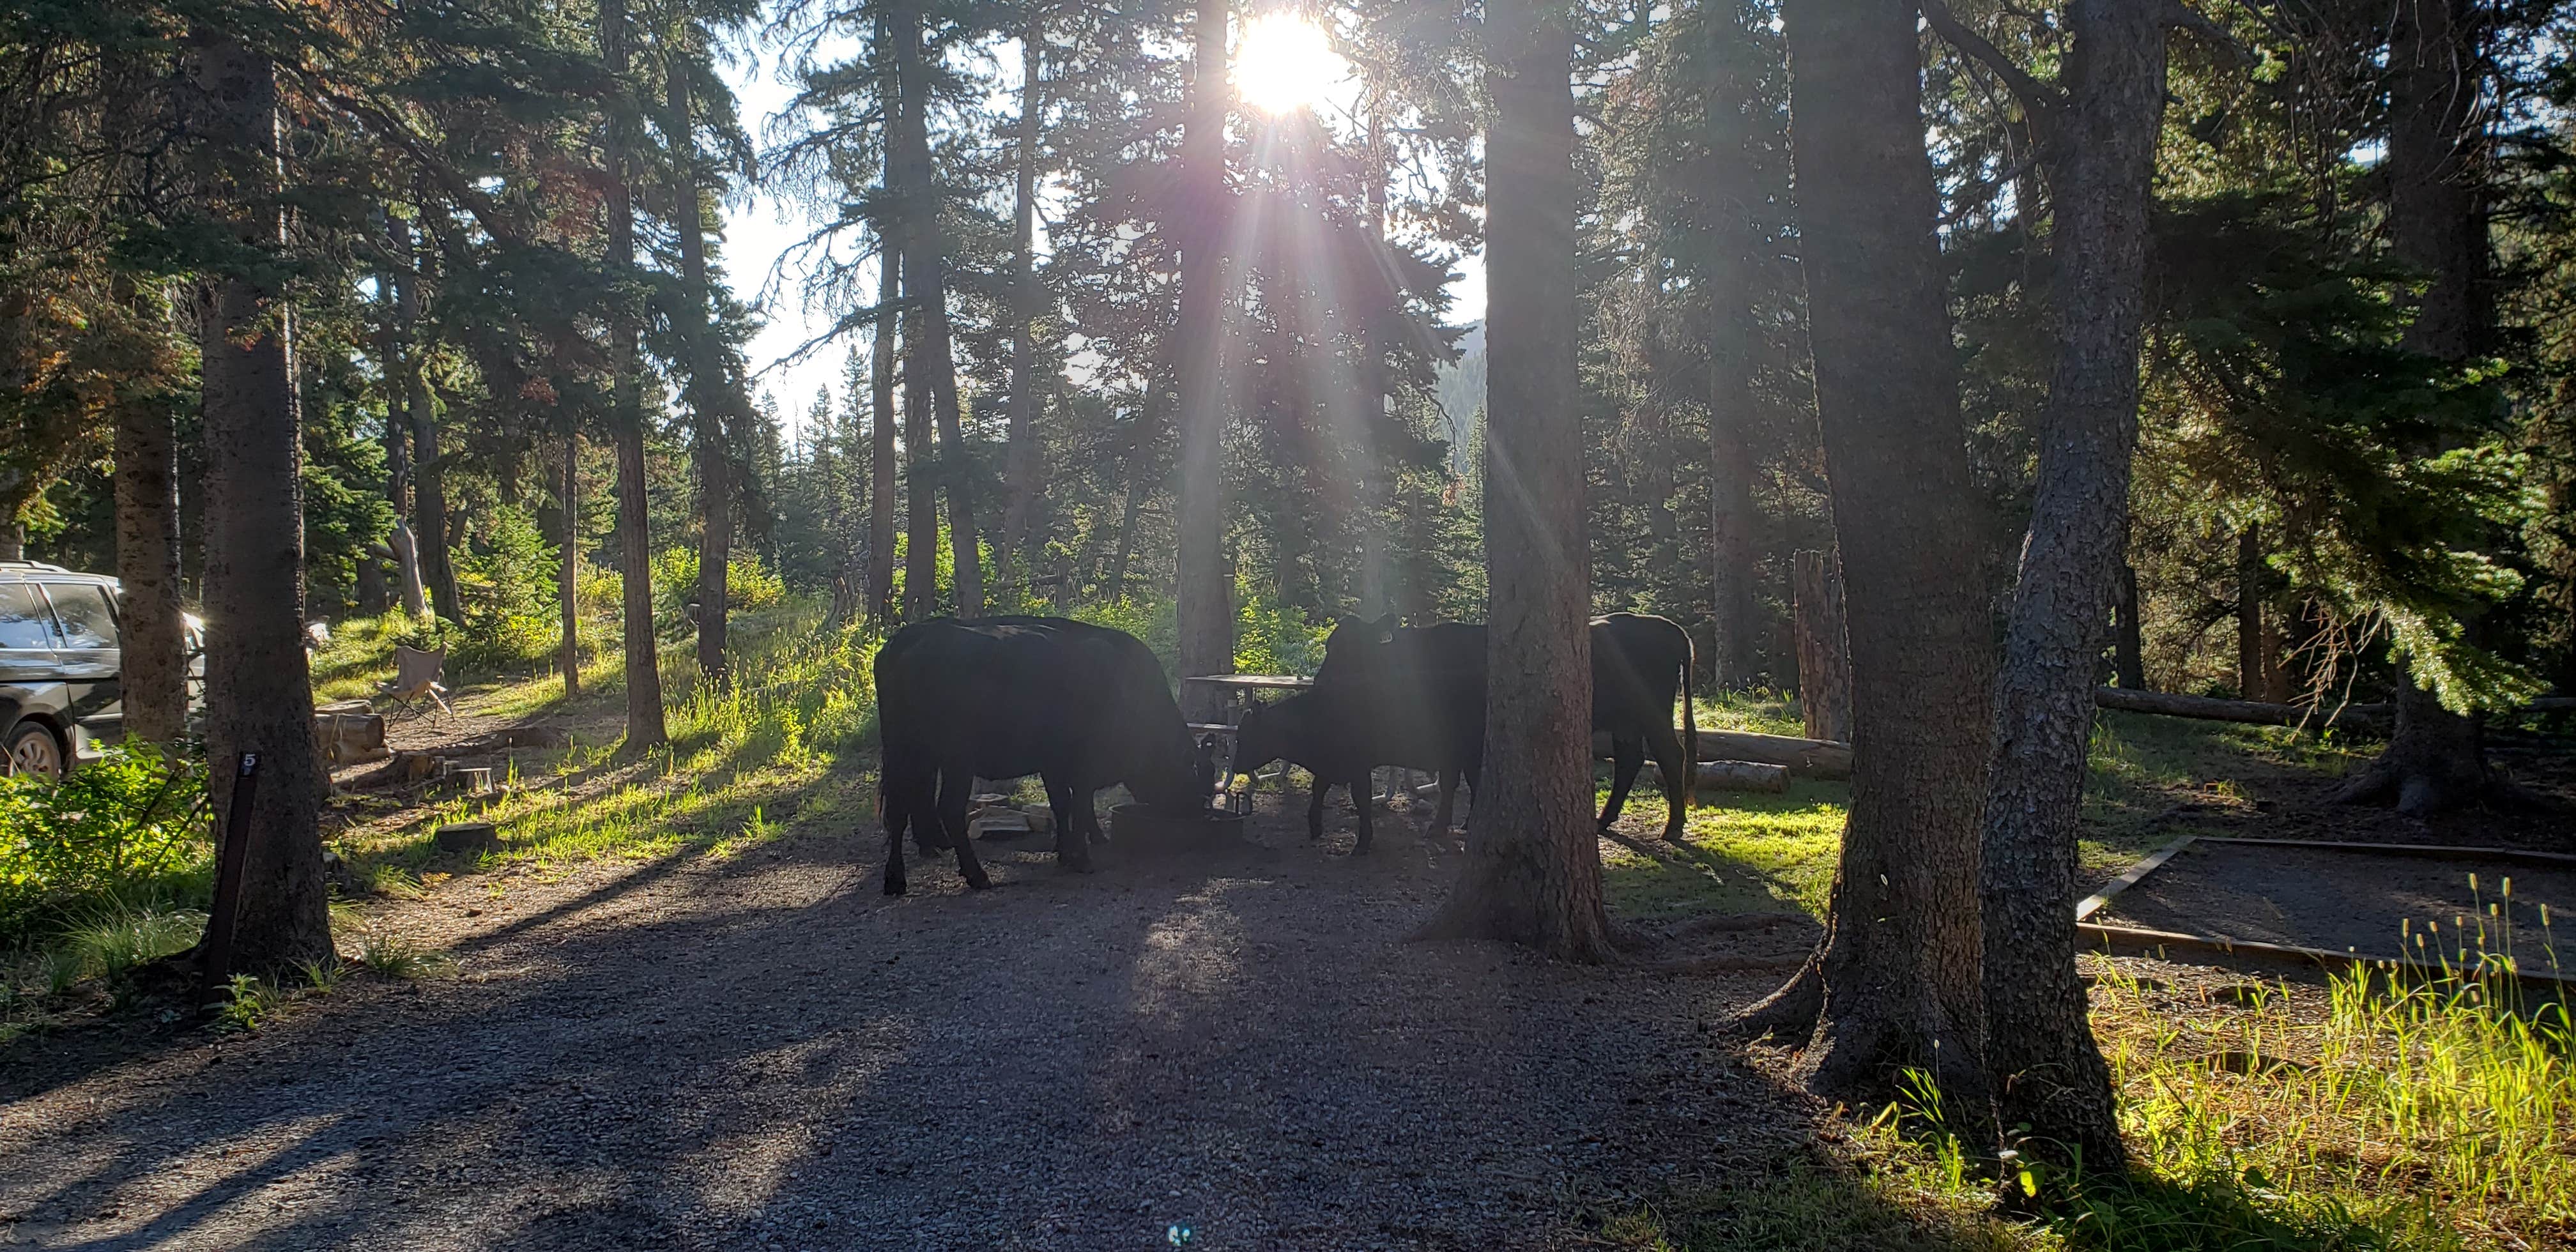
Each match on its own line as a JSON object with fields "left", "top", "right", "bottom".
{"left": 43, "top": 583, "right": 119, "bottom": 650}
{"left": 0, "top": 584, "right": 56, "bottom": 650}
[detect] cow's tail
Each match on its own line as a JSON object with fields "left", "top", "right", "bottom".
{"left": 1678, "top": 624, "right": 1698, "bottom": 803}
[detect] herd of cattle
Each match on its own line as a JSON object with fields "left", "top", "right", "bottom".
{"left": 873, "top": 612, "right": 1699, "bottom": 896}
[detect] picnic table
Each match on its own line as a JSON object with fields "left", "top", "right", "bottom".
{"left": 1183, "top": 673, "right": 1434, "bottom": 813}
{"left": 1183, "top": 675, "right": 1311, "bottom": 813}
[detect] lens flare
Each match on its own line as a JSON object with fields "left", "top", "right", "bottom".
{"left": 1234, "top": 13, "right": 1348, "bottom": 114}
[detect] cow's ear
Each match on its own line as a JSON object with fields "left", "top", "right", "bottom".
{"left": 1331, "top": 613, "right": 1359, "bottom": 634}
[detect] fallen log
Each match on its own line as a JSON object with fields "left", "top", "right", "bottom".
{"left": 1678, "top": 759, "right": 1790, "bottom": 795}
{"left": 1694, "top": 729, "right": 1852, "bottom": 779}
{"left": 2092, "top": 687, "right": 2384, "bottom": 727}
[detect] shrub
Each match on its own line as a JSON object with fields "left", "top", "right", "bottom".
{"left": 0, "top": 742, "right": 210, "bottom": 947}
{"left": 653, "top": 547, "right": 790, "bottom": 635}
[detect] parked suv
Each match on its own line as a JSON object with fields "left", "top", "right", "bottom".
{"left": 0, "top": 561, "right": 204, "bottom": 779}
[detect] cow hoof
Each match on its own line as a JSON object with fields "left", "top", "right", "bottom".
{"left": 965, "top": 873, "right": 992, "bottom": 890}
{"left": 1061, "top": 857, "right": 1096, "bottom": 874}
{"left": 884, "top": 880, "right": 907, "bottom": 897}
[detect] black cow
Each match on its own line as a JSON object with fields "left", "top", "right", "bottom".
{"left": 873, "top": 616, "right": 1211, "bottom": 896}
{"left": 1319, "top": 611, "right": 1699, "bottom": 839}
{"left": 1232, "top": 688, "right": 1476, "bottom": 855}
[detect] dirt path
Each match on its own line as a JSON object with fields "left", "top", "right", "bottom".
{"left": 0, "top": 805, "right": 1819, "bottom": 1250}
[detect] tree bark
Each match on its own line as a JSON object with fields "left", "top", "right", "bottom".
{"left": 601, "top": 0, "right": 664, "bottom": 747}
{"left": 1739, "top": 0, "right": 1991, "bottom": 1118}
{"left": 558, "top": 426, "right": 580, "bottom": 697}
{"left": 999, "top": 15, "right": 1046, "bottom": 594}
{"left": 891, "top": 0, "right": 981, "bottom": 619}
{"left": 668, "top": 60, "right": 730, "bottom": 687}
{"left": 188, "top": 27, "right": 334, "bottom": 975}
{"left": 112, "top": 287, "right": 187, "bottom": 745}
{"left": 1174, "top": 0, "right": 1234, "bottom": 710}
{"left": 1978, "top": 0, "right": 2166, "bottom": 1170}
{"left": 2341, "top": 0, "right": 2490, "bottom": 811}
{"left": 1414, "top": 0, "right": 1615, "bottom": 963}
{"left": 1791, "top": 549, "right": 1853, "bottom": 743}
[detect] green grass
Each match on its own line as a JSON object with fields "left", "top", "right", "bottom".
{"left": 332, "top": 602, "right": 882, "bottom": 879}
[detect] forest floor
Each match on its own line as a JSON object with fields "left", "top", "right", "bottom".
{"left": 4, "top": 635, "right": 2573, "bottom": 1249}
{"left": 0, "top": 784, "right": 1845, "bottom": 1251}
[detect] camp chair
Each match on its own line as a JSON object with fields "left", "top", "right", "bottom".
{"left": 379, "top": 645, "right": 454, "bottom": 719}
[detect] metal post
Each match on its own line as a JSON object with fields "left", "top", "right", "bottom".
{"left": 198, "top": 751, "right": 261, "bottom": 1002}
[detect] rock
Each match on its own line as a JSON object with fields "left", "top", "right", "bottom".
{"left": 1020, "top": 806, "right": 1055, "bottom": 834}
{"left": 970, "top": 813, "right": 1033, "bottom": 841}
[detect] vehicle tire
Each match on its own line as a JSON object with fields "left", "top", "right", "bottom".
{"left": 3, "top": 720, "right": 65, "bottom": 781}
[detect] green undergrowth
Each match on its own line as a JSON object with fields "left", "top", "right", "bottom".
{"left": 333, "top": 604, "right": 883, "bottom": 879}
{"left": 1614, "top": 956, "right": 2562, "bottom": 1251}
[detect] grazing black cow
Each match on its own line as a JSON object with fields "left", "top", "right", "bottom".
{"left": 1232, "top": 689, "right": 1476, "bottom": 855}
{"left": 1319, "top": 611, "right": 1699, "bottom": 839}
{"left": 873, "top": 616, "right": 1211, "bottom": 896}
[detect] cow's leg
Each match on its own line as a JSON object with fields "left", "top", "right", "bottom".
{"left": 935, "top": 769, "right": 992, "bottom": 890}
{"left": 1644, "top": 720, "right": 1691, "bottom": 841}
{"left": 1433, "top": 769, "right": 1459, "bottom": 831}
{"left": 1599, "top": 737, "right": 1644, "bottom": 831}
{"left": 1306, "top": 778, "right": 1328, "bottom": 841}
{"left": 881, "top": 776, "right": 914, "bottom": 896}
{"left": 1052, "top": 777, "right": 1097, "bottom": 873}
{"left": 910, "top": 768, "right": 951, "bottom": 854}
{"left": 1078, "top": 787, "right": 1110, "bottom": 850}
{"left": 1351, "top": 775, "right": 1376, "bottom": 855}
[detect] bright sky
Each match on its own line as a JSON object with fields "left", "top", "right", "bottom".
{"left": 715, "top": 20, "right": 1486, "bottom": 446}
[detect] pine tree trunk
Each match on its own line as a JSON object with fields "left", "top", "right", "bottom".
{"left": 2113, "top": 560, "right": 2146, "bottom": 689}
{"left": 902, "top": 301, "right": 939, "bottom": 620}
{"left": 378, "top": 252, "right": 428, "bottom": 618}
{"left": 1354, "top": 102, "right": 1393, "bottom": 619}
{"left": 999, "top": 17, "right": 1046, "bottom": 593}
{"left": 601, "top": 0, "right": 664, "bottom": 747}
{"left": 1705, "top": 49, "right": 1761, "bottom": 691}
{"left": 189, "top": 27, "right": 334, "bottom": 976}
{"left": 1107, "top": 388, "right": 1162, "bottom": 602}
{"left": 1174, "top": 0, "right": 1234, "bottom": 711}
{"left": 1738, "top": 0, "right": 1991, "bottom": 1117}
{"left": 1414, "top": 0, "right": 1615, "bottom": 963}
{"left": 112, "top": 287, "right": 187, "bottom": 745}
{"left": 2342, "top": 0, "right": 2490, "bottom": 811}
{"left": 395, "top": 217, "right": 460, "bottom": 622}
{"left": 870, "top": 243, "right": 900, "bottom": 623}
{"left": 2237, "top": 525, "right": 2267, "bottom": 699}
{"left": 1978, "top": 0, "right": 2165, "bottom": 1170}
{"left": 891, "top": 0, "right": 981, "bottom": 619}
{"left": 558, "top": 427, "right": 581, "bottom": 697}
{"left": 1791, "top": 550, "right": 1852, "bottom": 744}
{"left": 669, "top": 63, "right": 730, "bottom": 687}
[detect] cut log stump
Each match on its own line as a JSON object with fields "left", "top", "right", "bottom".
{"left": 434, "top": 822, "right": 500, "bottom": 854}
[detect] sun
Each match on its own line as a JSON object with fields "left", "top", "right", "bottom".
{"left": 1234, "top": 13, "right": 1349, "bottom": 115}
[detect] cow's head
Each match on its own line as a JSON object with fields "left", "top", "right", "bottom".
{"left": 1232, "top": 701, "right": 1284, "bottom": 775}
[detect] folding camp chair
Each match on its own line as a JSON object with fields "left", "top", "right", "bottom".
{"left": 378, "top": 645, "right": 455, "bottom": 719}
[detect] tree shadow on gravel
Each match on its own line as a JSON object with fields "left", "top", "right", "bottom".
{"left": 4, "top": 797, "right": 1836, "bottom": 1251}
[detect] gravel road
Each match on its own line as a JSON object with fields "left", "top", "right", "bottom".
{"left": 1, "top": 805, "right": 1818, "bottom": 1251}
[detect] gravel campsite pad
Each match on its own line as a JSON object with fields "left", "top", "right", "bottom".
{"left": 2094, "top": 841, "right": 2576, "bottom": 968}
{"left": 0, "top": 805, "right": 1816, "bottom": 1251}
